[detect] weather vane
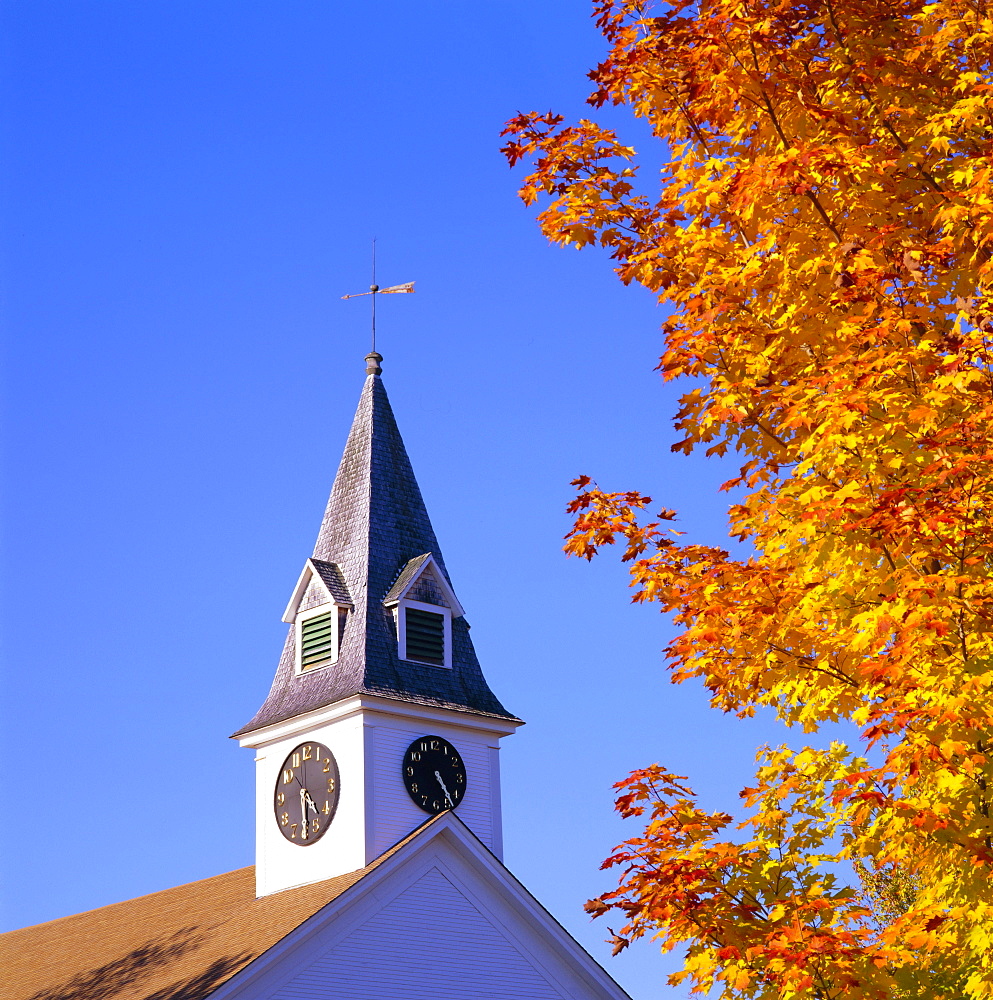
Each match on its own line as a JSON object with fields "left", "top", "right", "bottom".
{"left": 341, "top": 239, "right": 414, "bottom": 356}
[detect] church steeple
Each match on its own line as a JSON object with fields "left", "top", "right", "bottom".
{"left": 235, "top": 354, "right": 521, "bottom": 897}
{"left": 235, "top": 354, "right": 516, "bottom": 739}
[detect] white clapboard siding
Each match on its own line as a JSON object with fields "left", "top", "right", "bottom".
{"left": 268, "top": 866, "right": 568, "bottom": 1000}
{"left": 369, "top": 720, "right": 497, "bottom": 855}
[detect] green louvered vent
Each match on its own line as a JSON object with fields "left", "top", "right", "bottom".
{"left": 300, "top": 611, "right": 336, "bottom": 669}
{"left": 405, "top": 607, "right": 445, "bottom": 665}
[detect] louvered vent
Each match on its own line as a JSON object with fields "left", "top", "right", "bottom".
{"left": 404, "top": 607, "right": 445, "bottom": 665}
{"left": 300, "top": 611, "right": 336, "bottom": 668}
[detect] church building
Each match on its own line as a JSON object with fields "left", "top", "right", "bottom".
{"left": 1, "top": 352, "right": 631, "bottom": 1000}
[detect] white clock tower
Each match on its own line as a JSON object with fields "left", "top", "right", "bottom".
{"left": 6, "top": 350, "right": 631, "bottom": 1000}
{"left": 233, "top": 352, "right": 522, "bottom": 898}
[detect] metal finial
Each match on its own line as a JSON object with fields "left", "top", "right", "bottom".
{"left": 365, "top": 352, "right": 383, "bottom": 376}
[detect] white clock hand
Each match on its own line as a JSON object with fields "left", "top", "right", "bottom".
{"left": 299, "top": 787, "right": 309, "bottom": 839}
{"left": 434, "top": 770, "right": 455, "bottom": 808}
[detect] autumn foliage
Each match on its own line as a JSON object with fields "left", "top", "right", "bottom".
{"left": 504, "top": 0, "right": 993, "bottom": 996}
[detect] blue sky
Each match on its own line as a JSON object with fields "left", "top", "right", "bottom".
{"left": 2, "top": 4, "right": 800, "bottom": 997}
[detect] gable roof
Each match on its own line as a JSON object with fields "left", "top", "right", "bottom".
{"left": 383, "top": 552, "right": 464, "bottom": 616}
{"left": 234, "top": 359, "right": 517, "bottom": 738}
{"left": 1, "top": 814, "right": 631, "bottom": 1000}
{"left": 216, "top": 812, "right": 632, "bottom": 1000}
{"left": 281, "top": 558, "right": 352, "bottom": 623}
{"left": 382, "top": 551, "right": 433, "bottom": 604}
{"left": 0, "top": 818, "right": 444, "bottom": 1000}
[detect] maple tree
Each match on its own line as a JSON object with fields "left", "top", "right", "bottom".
{"left": 503, "top": 0, "right": 993, "bottom": 996}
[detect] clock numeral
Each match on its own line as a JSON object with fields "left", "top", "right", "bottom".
{"left": 303, "top": 745, "right": 313, "bottom": 761}
{"left": 323, "top": 800, "right": 331, "bottom": 815}
{"left": 291, "top": 752, "right": 301, "bottom": 768}
{"left": 327, "top": 777, "right": 336, "bottom": 793}
{"left": 420, "top": 795, "right": 429, "bottom": 805}
{"left": 290, "top": 824, "right": 298, "bottom": 838}
{"left": 283, "top": 769, "right": 294, "bottom": 784}
{"left": 276, "top": 792, "right": 285, "bottom": 806}
{"left": 410, "top": 782, "right": 419, "bottom": 793}
{"left": 410, "top": 751, "right": 422, "bottom": 761}
{"left": 455, "top": 773, "right": 464, "bottom": 785}
{"left": 405, "top": 766, "right": 414, "bottom": 777}
{"left": 322, "top": 757, "right": 332, "bottom": 773}
{"left": 312, "top": 819, "right": 320, "bottom": 833}
{"left": 280, "top": 812, "right": 289, "bottom": 826}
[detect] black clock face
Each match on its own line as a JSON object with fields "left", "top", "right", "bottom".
{"left": 402, "top": 735, "right": 466, "bottom": 814}
{"left": 273, "top": 741, "right": 339, "bottom": 846}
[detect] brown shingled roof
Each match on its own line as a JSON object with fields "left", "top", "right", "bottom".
{"left": 1, "top": 816, "right": 445, "bottom": 1000}
{"left": 0, "top": 866, "right": 358, "bottom": 1000}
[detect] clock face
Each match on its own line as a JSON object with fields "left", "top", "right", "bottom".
{"left": 273, "top": 741, "right": 339, "bottom": 846}
{"left": 402, "top": 735, "right": 466, "bottom": 814}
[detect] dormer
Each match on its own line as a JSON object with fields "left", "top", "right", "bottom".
{"left": 282, "top": 559, "right": 352, "bottom": 673}
{"left": 384, "top": 553, "right": 463, "bottom": 669}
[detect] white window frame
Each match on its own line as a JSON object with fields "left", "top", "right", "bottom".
{"left": 396, "top": 599, "right": 452, "bottom": 669}
{"left": 295, "top": 602, "right": 342, "bottom": 674}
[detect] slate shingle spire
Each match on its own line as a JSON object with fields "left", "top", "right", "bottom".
{"left": 235, "top": 353, "right": 516, "bottom": 737}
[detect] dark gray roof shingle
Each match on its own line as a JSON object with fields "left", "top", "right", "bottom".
{"left": 310, "top": 559, "right": 352, "bottom": 605}
{"left": 234, "top": 369, "right": 518, "bottom": 737}
{"left": 383, "top": 553, "right": 433, "bottom": 605}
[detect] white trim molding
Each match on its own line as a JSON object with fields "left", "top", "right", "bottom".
{"left": 236, "top": 694, "right": 522, "bottom": 752}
